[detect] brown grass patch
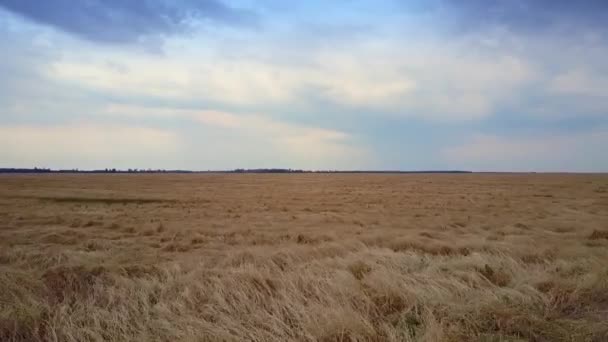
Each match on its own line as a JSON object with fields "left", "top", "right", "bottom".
{"left": 589, "top": 230, "right": 608, "bottom": 240}
{"left": 478, "top": 264, "right": 511, "bottom": 287}
{"left": 389, "top": 239, "right": 471, "bottom": 256}
{"left": 20, "top": 195, "right": 177, "bottom": 205}
{"left": 42, "top": 265, "right": 112, "bottom": 304}
{"left": 0, "top": 173, "right": 606, "bottom": 341}
{"left": 348, "top": 260, "right": 372, "bottom": 280}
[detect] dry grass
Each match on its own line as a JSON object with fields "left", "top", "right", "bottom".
{"left": 0, "top": 173, "right": 607, "bottom": 341}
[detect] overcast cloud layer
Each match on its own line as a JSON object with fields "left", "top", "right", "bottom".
{"left": 0, "top": 0, "right": 607, "bottom": 171}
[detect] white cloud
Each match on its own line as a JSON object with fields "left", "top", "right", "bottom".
{"left": 46, "top": 38, "right": 535, "bottom": 121}
{"left": 0, "top": 116, "right": 370, "bottom": 170}
{"left": 550, "top": 68, "right": 608, "bottom": 97}
{"left": 397, "top": 52, "right": 534, "bottom": 120}
{"left": 6, "top": 1, "right": 608, "bottom": 128}
{"left": 0, "top": 124, "right": 180, "bottom": 169}
{"left": 49, "top": 59, "right": 193, "bottom": 100}
{"left": 515, "top": 67, "right": 608, "bottom": 118}
{"left": 215, "top": 113, "right": 365, "bottom": 169}
{"left": 311, "top": 50, "right": 417, "bottom": 108}
{"left": 442, "top": 130, "right": 608, "bottom": 172}
{"left": 101, "top": 104, "right": 371, "bottom": 169}
{"left": 104, "top": 105, "right": 240, "bottom": 128}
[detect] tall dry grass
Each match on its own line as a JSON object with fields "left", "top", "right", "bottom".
{"left": 0, "top": 173, "right": 607, "bottom": 341}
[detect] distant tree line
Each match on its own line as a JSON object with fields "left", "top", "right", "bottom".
{"left": 232, "top": 168, "right": 305, "bottom": 173}
{"left": 0, "top": 168, "right": 176, "bottom": 174}
{"left": 0, "top": 167, "right": 54, "bottom": 173}
{"left": 0, "top": 167, "right": 472, "bottom": 174}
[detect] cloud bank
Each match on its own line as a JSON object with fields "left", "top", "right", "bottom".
{"left": 0, "top": 1, "right": 607, "bottom": 171}
{"left": 0, "top": 0, "right": 255, "bottom": 44}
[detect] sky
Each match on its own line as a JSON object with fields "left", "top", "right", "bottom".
{"left": 0, "top": 0, "right": 607, "bottom": 172}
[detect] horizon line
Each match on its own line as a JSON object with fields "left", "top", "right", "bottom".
{"left": 1, "top": 167, "right": 606, "bottom": 174}
{"left": 0, "top": 167, "right": 471, "bottom": 174}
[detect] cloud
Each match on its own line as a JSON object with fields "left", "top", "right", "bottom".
{"left": 2, "top": 1, "right": 608, "bottom": 172}
{"left": 442, "top": 129, "right": 608, "bottom": 172}
{"left": 511, "top": 66, "right": 608, "bottom": 118}
{"left": 311, "top": 50, "right": 417, "bottom": 109}
{"left": 0, "top": 101, "right": 372, "bottom": 170}
{"left": 193, "top": 111, "right": 370, "bottom": 170}
{"left": 550, "top": 68, "right": 608, "bottom": 97}
{"left": 0, "top": 124, "right": 180, "bottom": 169}
{"left": 103, "top": 104, "right": 371, "bottom": 170}
{"left": 396, "top": 52, "right": 533, "bottom": 120}
{"left": 437, "top": 0, "right": 608, "bottom": 34}
{"left": 47, "top": 40, "right": 534, "bottom": 121}
{"left": 0, "top": 27, "right": 372, "bottom": 171}
{"left": 0, "top": 0, "right": 256, "bottom": 44}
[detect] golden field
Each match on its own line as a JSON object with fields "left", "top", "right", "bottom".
{"left": 1, "top": 173, "right": 607, "bottom": 342}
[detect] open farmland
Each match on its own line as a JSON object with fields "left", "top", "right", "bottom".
{"left": 1, "top": 173, "right": 607, "bottom": 341}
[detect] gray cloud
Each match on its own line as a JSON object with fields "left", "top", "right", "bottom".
{"left": 395, "top": 0, "right": 608, "bottom": 35}
{"left": 439, "top": 0, "right": 608, "bottom": 33}
{"left": 0, "top": 0, "right": 256, "bottom": 44}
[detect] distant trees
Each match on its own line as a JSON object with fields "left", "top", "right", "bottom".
{"left": 0, "top": 167, "right": 472, "bottom": 174}
{"left": 232, "top": 168, "right": 304, "bottom": 173}
{"left": 0, "top": 167, "right": 52, "bottom": 173}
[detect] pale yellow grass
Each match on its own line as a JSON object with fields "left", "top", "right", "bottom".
{"left": 0, "top": 174, "right": 607, "bottom": 341}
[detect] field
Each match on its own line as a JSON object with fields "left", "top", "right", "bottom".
{"left": 1, "top": 173, "right": 607, "bottom": 341}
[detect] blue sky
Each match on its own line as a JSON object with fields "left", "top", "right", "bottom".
{"left": 1, "top": 0, "right": 607, "bottom": 171}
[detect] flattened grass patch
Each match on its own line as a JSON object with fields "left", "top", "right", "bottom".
{"left": 17, "top": 195, "right": 177, "bottom": 205}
